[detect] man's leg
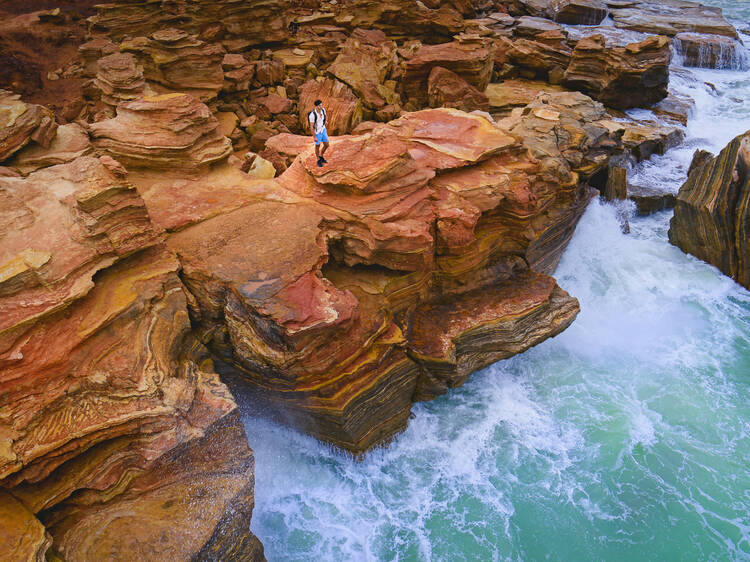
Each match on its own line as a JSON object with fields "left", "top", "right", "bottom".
{"left": 320, "top": 141, "right": 329, "bottom": 158}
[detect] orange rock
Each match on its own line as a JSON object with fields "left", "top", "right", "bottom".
{"left": 120, "top": 29, "right": 226, "bottom": 101}
{"left": 91, "top": 52, "right": 146, "bottom": 107}
{"left": 563, "top": 34, "right": 671, "bottom": 109}
{"left": 299, "top": 78, "right": 363, "bottom": 135}
{"left": 124, "top": 108, "right": 589, "bottom": 453}
{"left": 89, "top": 93, "right": 232, "bottom": 169}
{"left": 0, "top": 156, "right": 264, "bottom": 559}
{"left": 0, "top": 90, "right": 58, "bottom": 163}
{"left": 427, "top": 66, "right": 489, "bottom": 112}
{"left": 401, "top": 36, "right": 494, "bottom": 108}
{"left": 669, "top": 130, "right": 750, "bottom": 290}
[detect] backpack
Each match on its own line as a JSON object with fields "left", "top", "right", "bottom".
{"left": 309, "top": 107, "right": 326, "bottom": 130}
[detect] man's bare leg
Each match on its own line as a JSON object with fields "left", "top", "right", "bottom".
{"left": 320, "top": 141, "right": 329, "bottom": 159}
{"left": 315, "top": 143, "right": 321, "bottom": 159}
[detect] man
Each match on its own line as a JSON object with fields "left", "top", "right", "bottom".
{"left": 308, "top": 99, "right": 329, "bottom": 167}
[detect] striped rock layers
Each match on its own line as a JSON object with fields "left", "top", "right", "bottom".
{"left": 127, "top": 108, "right": 595, "bottom": 453}
{"left": 0, "top": 156, "right": 264, "bottom": 560}
{"left": 669, "top": 130, "right": 750, "bottom": 290}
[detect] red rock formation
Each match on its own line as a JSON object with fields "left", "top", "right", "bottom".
{"left": 0, "top": 156, "right": 264, "bottom": 560}
{"left": 498, "top": 28, "right": 573, "bottom": 80}
{"left": 327, "top": 28, "right": 402, "bottom": 119}
{"left": 91, "top": 52, "right": 146, "bottom": 107}
{"left": 8, "top": 122, "right": 92, "bottom": 174}
{"left": 669, "top": 130, "right": 750, "bottom": 290}
{"left": 115, "top": 108, "right": 586, "bottom": 453}
{"left": 0, "top": 90, "right": 57, "bottom": 162}
{"left": 401, "top": 35, "right": 494, "bottom": 108}
{"left": 563, "top": 34, "right": 671, "bottom": 108}
{"left": 427, "top": 66, "right": 490, "bottom": 112}
{"left": 90, "top": 0, "right": 290, "bottom": 44}
{"left": 89, "top": 93, "right": 232, "bottom": 169}
{"left": 120, "top": 28, "right": 226, "bottom": 101}
{"left": 222, "top": 53, "right": 254, "bottom": 93}
{"left": 298, "top": 78, "right": 363, "bottom": 135}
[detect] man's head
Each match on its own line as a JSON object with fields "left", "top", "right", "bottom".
{"left": 314, "top": 99, "right": 322, "bottom": 108}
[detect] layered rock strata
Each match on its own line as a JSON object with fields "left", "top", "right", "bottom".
{"left": 0, "top": 155, "right": 264, "bottom": 560}
{"left": 89, "top": 92, "right": 232, "bottom": 169}
{"left": 120, "top": 28, "right": 225, "bottom": 101}
{"left": 0, "top": 90, "right": 57, "bottom": 161}
{"left": 113, "top": 105, "right": 591, "bottom": 453}
{"left": 669, "top": 129, "right": 750, "bottom": 290}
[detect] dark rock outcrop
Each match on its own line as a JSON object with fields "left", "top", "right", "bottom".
{"left": 669, "top": 130, "right": 750, "bottom": 289}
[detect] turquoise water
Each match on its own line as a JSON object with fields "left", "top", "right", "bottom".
{"left": 243, "top": 5, "right": 750, "bottom": 560}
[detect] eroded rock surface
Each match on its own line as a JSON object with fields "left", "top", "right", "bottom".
{"left": 0, "top": 156, "right": 264, "bottom": 560}
{"left": 124, "top": 108, "right": 589, "bottom": 453}
{"left": 89, "top": 93, "right": 232, "bottom": 169}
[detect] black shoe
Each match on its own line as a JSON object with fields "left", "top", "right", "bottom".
{"left": 320, "top": 156, "right": 328, "bottom": 164}
{"left": 317, "top": 157, "right": 324, "bottom": 167}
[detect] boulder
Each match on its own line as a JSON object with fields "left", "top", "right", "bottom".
{"left": 409, "top": 271, "right": 579, "bottom": 400}
{"left": 628, "top": 184, "right": 676, "bottom": 214}
{"left": 669, "top": 130, "right": 750, "bottom": 289}
{"left": 599, "top": 117, "right": 683, "bottom": 161}
{"left": 427, "top": 66, "right": 490, "bottom": 112}
{"left": 498, "top": 30, "right": 572, "bottom": 80}
{"left": 8, "top": 122, "right": 92, "bottom": 174}
{"left": 563, "top": 34, "right": 671, "bottom": 108}
{"left": 0, "top": 91, "right": 57, "bottom": 163}
{"left": 298, "top": 78, "right": 363, "bottom": 135}
{"left": 485, "top": 79, "right": 566, "bottom": 115}
{"left": 651, "top": 93, "right": 694, "bottom": 125}
{"left": 78, "top": 38, "right": 117, "bottom": 78}
{"left": 0, "top": 491, "right": 52, "bottom": 561}
{"left": 554, "top": 0, "right": 607, "bottom": 25}
{"left": 674, "top": 32, "right": 746, "bottom": 70}
{"left": 497, "top": 91, "right": 623, "bottom": 182}
{"left": 401, "top": 36, "right": 494, "bottom": 108}
{"left": 602, "top": 164, "right": 627, "bottom": 201}
{"left": 222, "top": 53, "right": 254, "bottom": 93}
{"left": 608, "top": 0, "right": 738, "bottom": 38}
{"left": 89, "top": 93, "right": 232, "bottom": 169}
{"left": 512, "top": 0, "right": 607, "bottom": 25}
{"left": 327, "top": 28, "right": 401, "bottom": 114}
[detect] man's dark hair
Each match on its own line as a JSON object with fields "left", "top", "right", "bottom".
{"left": 314, "top": 99, "right": 322, "bottom": 106}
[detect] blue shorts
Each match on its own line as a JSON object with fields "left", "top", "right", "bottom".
{"left": 314, "top": 128, "right": 329, "bottom": 145}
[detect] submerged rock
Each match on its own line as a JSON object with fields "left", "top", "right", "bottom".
{"left": 628, "top": 184, "right": 676, "bottom": 214}
{"left": 674, "top": 32, "right": 747, "bottom": 70}
{"left": 669, "top": 129, "right": 750, "bottom": 289}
